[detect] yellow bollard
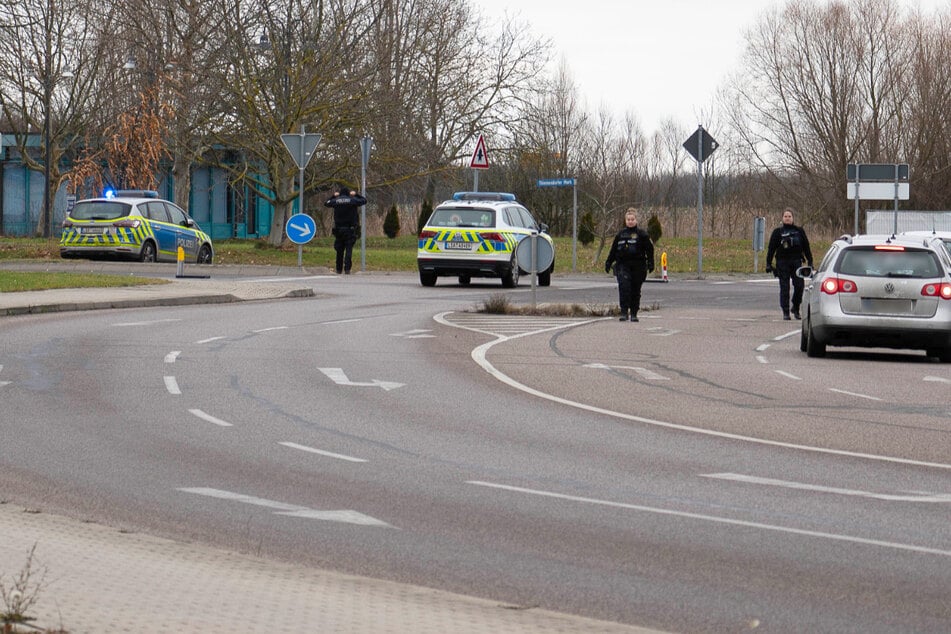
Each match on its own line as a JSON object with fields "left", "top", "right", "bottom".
{"left": 176, "top": 246, "right": 185, "bottom": 278}
{"left": 661, "top": 251, "right": 669, "bottom": 282}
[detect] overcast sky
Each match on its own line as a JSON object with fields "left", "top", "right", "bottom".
{"left": 471, "top": 0, "right": 947, "bottom": 135}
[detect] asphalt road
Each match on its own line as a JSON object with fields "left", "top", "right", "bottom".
{"left": 2, "top": 271, "right": 950, "bottom": 633}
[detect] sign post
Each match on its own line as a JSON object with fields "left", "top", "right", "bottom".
{"left": 281, "top": 126, "right": 322, "bottom": 268}
{"left": 360, "top": 135, "right": 373, "bottom": 272}
{"left": 682, "top": 126, "right": 718, "bottom": 278}
{"left": 537, "top": 177, "right": 577, "bottom": 271}
{"left": 846, "top": 163, "right": 909, "bottom": 234}
{"left": 469, "top": 135, "right": 489, "bottom": 191}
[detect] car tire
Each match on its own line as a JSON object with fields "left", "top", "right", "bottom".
{"left": 501, "top": 257, "right": 519, "bottom": 288}
{"left": 139, "top": 240, "right": 158, "bottom": 263}
{"left": 459, "top": 275, "right": 471, "bottom": 286}
{"left": 805, "top": 316, "right": 826, "bottom": 358}
{"left": 197, "top": 244, "right": 213, "bottom": 264}
{"left": 800, "top": 322, "right": 808, "bottom": 352}
{"left": 420, "top": 271, "right": 437, "bottom": 287}
{"left": 537, "top": 266, "right": 552, "bottom": 287}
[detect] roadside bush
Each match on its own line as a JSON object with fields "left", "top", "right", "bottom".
{"left": 578, "top": 211, "right": 595, "bottom": 246}
{"left": 383, "top": 205, "right": 400, "bottom": 238}
{"left": 647, "top": 213, "right": 663, "bottom": 244}
{"left": 416, "top": 199, "right": 433, "bottom": 235}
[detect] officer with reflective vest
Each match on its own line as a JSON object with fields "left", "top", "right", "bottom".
{"left": 605, "top": 207, "right": 655, "bottom": 322}
{"left": 324, "top": 184, "right": 367, "bottom": 274}
{"left": 765, "top": 206, "right": 813, "bottom": 320}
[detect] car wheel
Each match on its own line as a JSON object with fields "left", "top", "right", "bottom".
{"left": 537, "top": 266, "right": 552, "bottom": 287}
{"left": 197, "top": 244, "right": 213, "bottom": 265}
{"left": 501, "top": 256, "right": 519, "bottom": 288}
{"left": 799, "top": 321, "right": 808, "bottom": 352}
{"left": 420, "top": 271, "right": 437, "bottom": 287}
{"left": 805, "top": 316, "right": 826, "bottom": 358}
{"left": 139, "top": 240, "right": 157, "bottom": 263}
{"left": 459, "top": 275, "right": 471, "bottom": 286}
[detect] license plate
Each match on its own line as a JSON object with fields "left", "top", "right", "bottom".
{"left": 444, "top": 241, "right": 472, "bottom": 251}
{"left": 80, "top": 226, "right": 105, "bottom": 235}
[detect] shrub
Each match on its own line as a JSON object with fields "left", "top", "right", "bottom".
{"left": 383, "top": 205, "right": 400, "bottom": 238}
{"left": 647, "top": 213, "right": 663, "bottom": 244}
{"left": 578, "top": 211, "right": 595, "bottom": 246}
{"left": 416, "top": 199, "right": 433, "bottom": 235}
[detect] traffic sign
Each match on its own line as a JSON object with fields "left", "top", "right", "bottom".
{"left": 516, "top": 234, "right": 554, "bottom": 273}
{"left": 847, "top": 163, "right": 909, "bottom": 181}
{"left": 683, "top": 126, "right": 719, "bottom": 163}
{"left": 285, "top": 213, "right": 316, "bottom": 244}
{"left": 537, "top": 178, "right": 575, "bottom": 187}
{"left": 281, "top": 132, "right": 322, "bottom": 170}
{"left": 470, "top": 135, "right": 490, "bottom": 169}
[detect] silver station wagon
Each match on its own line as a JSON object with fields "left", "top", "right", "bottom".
{"left": 799, "top": 234, "right": 951, "bottom": 361}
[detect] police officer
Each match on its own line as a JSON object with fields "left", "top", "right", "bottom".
{"left": 605, "top": 207, "right": 655, "bottom": 322}
{"left": 324, "top": 184, "right": 367, "bottom": 274}
{"left": 765, "top": 207, "right": 813, "bottom": 320}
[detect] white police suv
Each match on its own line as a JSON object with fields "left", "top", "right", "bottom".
{"left": 417, "top": 192, "right": 554, "bottom": 287}
{"left": 60, "top": 190, "right": 214, "bottom": 264}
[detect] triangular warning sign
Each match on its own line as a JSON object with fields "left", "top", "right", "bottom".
{"left": 470, "top": 135, "right": 490, "bottom": 169}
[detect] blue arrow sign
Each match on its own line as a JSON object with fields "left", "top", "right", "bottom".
{"left": 285, "top": 213, "right": 316, "bottom": 244}
{"left": 537, "top": 178, "right": 575, "bottom": 187}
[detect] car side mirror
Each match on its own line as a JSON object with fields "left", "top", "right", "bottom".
{"left": 539, "top": 222, "right": 549, "bottom": 233}
{"left": 184, "top": 218, "right": 195, "bottom": 228}
{"left": 796, "top": 265, "right": 813, "bottom": 278}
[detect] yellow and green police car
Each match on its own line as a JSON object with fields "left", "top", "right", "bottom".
{"left": 417, "top": 192, "right": 554, "bottom": 287}
{"left": 60, "top": 190, "right": 214, "bottom": 264}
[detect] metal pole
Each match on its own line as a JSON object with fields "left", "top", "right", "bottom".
{"left": 696, "top": 130, "right": 704, "bottom": 278}
{"left": 892, "top": 167, "right": 899, "bottom": 235}
{"left": 531, "top": 231, "right": 538, "bottom": 308}
{"left": 43, "top": 77, "right": 52, "bottom": 239}
{"left": 571, "top": 180, "right": 577, "bottom": 272}
{"left": 360, "top": 136, "right": 372, "bottom": 272}
{"left": 473, "top": 170, "right": 479, "bottom": 192}
{"left": 853, "top": 165, "right": 860, "bottom": 235}
{"left": 297, "top": 125, "right": 305, "bottom": 269}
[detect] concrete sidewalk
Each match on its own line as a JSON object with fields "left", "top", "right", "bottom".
{"left": 0, "top": 268, "right": 660, "bottom": 634}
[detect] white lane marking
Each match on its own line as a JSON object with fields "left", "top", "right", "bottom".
{"left": 437, "top": 312, "right": 951, "bottom": 471}
{"left": 195, "top": 336, "right": 225, "bottom": 344}
{"left": 243, "top": 275, "right": 327, "bottom": 283}
{"left": 829, "top": 388, "right": 882, "bottom": 401}
{"left": 279, "top": 442, "right": 366, "bottom": 463}
{"left": 467, "top": 480, "right": 951, "bottom": 557}
{"left": 164, "top": 376, "right": 181, "bottom": 395}
{"left": 748, "top": 279, "right": 779, "bottom": 284}
{"left": 390, "top": 329, "right": 435, "bottom": 339}
{"left": 188, "top": 409, "right": 233, "bottom": 427}
{"left": 644, "top": 327, "right": 680, "bottom": 336}
{"left": 165, "top": 351, "right": 181, "bottom": 364}
{"left": 318, "top": 367, "right": 404, "bottom": 391}
{"left": 924, "top": 376, "right": 951, "bottom": 384}
{"left": 323, "top": 318, "right": 364, "bottom": 325}
{"left": 583, "top": 363, "right": 668, "bottom": 381}
{"left": 756, "top": 344, "right": 770, "bottom": 352}
{"left": 253, "top": 326, "right": 289, "bottom": 333}
{"left": 177, "top": 487, "right": 390, "bottom": 527}
{"left": 773, "top": 330, "right": 800, "bottom": 341}
{"left": 775, "top": 370, "right": 801, "bottom": 380}
{"left": 114, "top": 318, "right": 182, "bottom": 327}
{"left": 756, "top": 355, "right": 769, "bottom": 364}
{"left": 0, "top": 365, "right": 8, "bottom": 388}
{"left": 703, "top": 473, "right": 951, "bottom": 503}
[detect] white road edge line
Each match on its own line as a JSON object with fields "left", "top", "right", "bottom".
{"left": 279, "top": 441, "right": 366, "bottom": 463}
{"left": 195, "top": 336, "right": 225, "bottom": 344}
{"left": 924, "top": 376, "right": 951, "bottom": 384}
{"left": 773, "top": 330, "right": 800, "bottom": 341}
{"left": 702, "top": 472, "right": 951, "bottom": 502}
{"left": 188, "top": 409, "right": 233, "bottom": 427}
{"left": 253, "top": 326, "right": 289, "bottom": 333}
{"left": 756, "top": 344, "right": 770, "bottom": 352}
{"left": 165, "top": 351, "right": 181, "bottom": 364}
{"left": 164, "top": 376, "right": 181, "bottom": 395}
{"left": 467, "top": 480, "right": 951, "bottom": 557}
{"left": 432, "top": 311, "right": 951, "bottom": 471}
{"left": 775, "top": 370, "right": 801, "bottom": 380}
{"left": 756, "top": 355, "right": 769, "bottom": 364}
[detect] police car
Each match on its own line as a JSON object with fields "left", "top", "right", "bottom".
{"left": 417, "top": 192, "right": 554, "bottom": 287}
{"left": 60, "top": 190, "right": 214, "bottom": 264}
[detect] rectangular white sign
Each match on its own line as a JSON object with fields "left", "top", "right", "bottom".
{"left": 847, "top": 182, "right": 910, "bottom": 200}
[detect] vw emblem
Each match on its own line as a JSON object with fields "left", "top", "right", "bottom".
{"left": 883, "top": 282, "right": 895, "bottom": 294}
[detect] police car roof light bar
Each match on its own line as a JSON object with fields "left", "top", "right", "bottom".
{"left": 452, "top": 192, "right": 516, "bottom": 202}
{"left": 114, "top": 190, "right": 159, "bottom": 199}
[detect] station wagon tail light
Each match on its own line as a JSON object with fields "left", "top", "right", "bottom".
{"left": 419, "top": 229, "right": 436, "bottom": 239}
{"left": 821, "top": 277, "right": 858, "bottom": 294}
{"left": 921, "top": 282, "right": 951, "bottom": 299}
{"left": 113, "top": 219, "right": 141, "bottom": 229}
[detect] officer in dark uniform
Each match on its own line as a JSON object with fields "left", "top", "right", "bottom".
{"left": 324, "top": 184, "right": 367, "bottom": 274}
{"left": 765, "top": 206, "right": 813, "bottom": 320}
{"left": 605, "top": 207, "right": 655, "bottom": 322}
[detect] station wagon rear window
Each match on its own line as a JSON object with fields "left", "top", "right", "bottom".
{"left": 837, "top": 248, "right": 941, "bottom": 278}
{"left": 69, "top": 201, "right": 132, "bottom": 221}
